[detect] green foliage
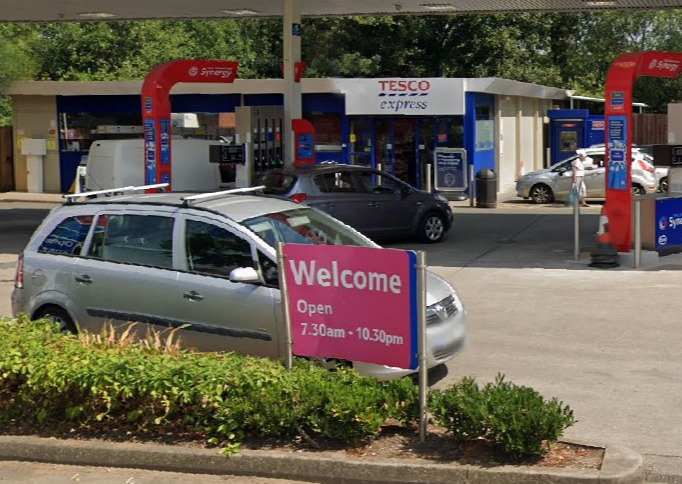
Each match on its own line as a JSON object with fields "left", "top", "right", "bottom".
{"left": 429, "top": 374, "right": 575, "bottom": 459}
{"left": 2, "top": 11, "right": 682, "bottom": 110}
{"left": 0, "top": 317, "right": 574, "bottom": 460}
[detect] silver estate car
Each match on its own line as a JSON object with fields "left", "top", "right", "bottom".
{"left": 11, "top": 187, "right": 467, "bottom": 381}
{"left": 516, "top": 147, "right": 658, "bottom": 204}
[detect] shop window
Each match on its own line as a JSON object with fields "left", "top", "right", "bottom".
{"left": 60, "top": 113, "right": 143, "bottom": 153}
{"left": 476, "top": 105, "right": 492, "bottom": 119}
{"left": 59, "top": 112, "right": 234, "bottom": 154}
{"left": 305, "top": 113, "right": 341, "bottom": 150}
{"left": 474, "top": 106, "right": 494, "bottom": 152}
{"left": 435, "top": 117, "right": 464, "bottom": 147}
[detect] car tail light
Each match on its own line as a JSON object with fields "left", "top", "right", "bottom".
{"left": 289, "top": 193, "right": 308, "bottom": 204}
{"left": 14, "top": 252, "right": 24, "bottom": 289}
{"left": 638, "top": 160, "right": 655, "bottom": 173}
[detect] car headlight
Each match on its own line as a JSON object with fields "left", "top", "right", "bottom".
{"left": 435, "top": 194, "right": 449, "bottom": 204}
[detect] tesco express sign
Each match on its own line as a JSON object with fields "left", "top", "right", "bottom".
{"left": 343, "top": 78, "right": 465, "bottom": 116}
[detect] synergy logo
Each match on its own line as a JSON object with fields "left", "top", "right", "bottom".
{"left": 188, "top": 66, "right": 199, "bottom": 77}
{"left": 667, "top": 214, "right": 682, "bottom": 229}
{"left": 377, "top": 80, "right": 430, "bottom": 113}
{"left": 199, "top": 67, "right": 234, "bottom": 79}
{"left": 659, "top": 216, "right": 669, "bottom": 231}
{"left": 647, "top": 58, "right": 681, "bottom": 74}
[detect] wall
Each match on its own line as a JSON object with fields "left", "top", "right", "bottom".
{"left": 667, "top": 105, "right": 682, "bottom": 144}
{"left": 497, "top": 96, "right": 551, "bottom": 190}
{"left": 497, "top": 97, "right": 518, "bottom": 189}
{"left": 12, "top": 96, "right": 59, "bottom": 192}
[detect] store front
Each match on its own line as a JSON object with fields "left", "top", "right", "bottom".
{"left": 346, "top": 116, "right": 463, "bottom": 188}
{"left": 7, "top": 77, "right": 567, "bottom": 194}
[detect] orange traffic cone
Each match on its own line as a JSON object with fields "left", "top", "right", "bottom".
{"left": 589, "top": 205, "right": 619, "bottom": 268}
{"left": 518, "top": 160, "right": 526, "bottom": 179}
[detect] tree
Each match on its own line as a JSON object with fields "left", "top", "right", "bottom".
{"left": 0, "top": 24, "right": 37, "bottom": 125}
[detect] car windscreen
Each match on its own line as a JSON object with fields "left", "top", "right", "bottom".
{"left": 257, "top": 171, "right": 298, "bottom": 196}
{"left": 242, "top": 208, "right": 372, "bottom": 248}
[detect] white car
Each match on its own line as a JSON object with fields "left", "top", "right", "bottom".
{"left": 516, "top": 147, "right": 658, "bottom": 204}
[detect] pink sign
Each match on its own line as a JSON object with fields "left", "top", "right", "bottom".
{"left": 282, "top": 244, "right": 418, "bottom": 370}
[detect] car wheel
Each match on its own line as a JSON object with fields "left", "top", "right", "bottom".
{"left": 659, "top": 177, "right": 668, "bottom": 193}
{"left": 529, "top": 184, "right": 554, "bottom": 204}
{"left": 34, "top": 306, "right": 77, "bottom": 334}
{"left": 632, "top": 184, "right": 646, "bottom": 196}
{"left": 418, "top": 212, "right": 446, "bottom": 243}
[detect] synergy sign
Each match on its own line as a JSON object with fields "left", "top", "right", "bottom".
{"left": 281, "top": 244, "right": 418, "bottom": 370}
{"left": 342, "top": 78, "right": 465, "bottom": 115}
{"left": 656, "top": 198, "right": 682, "bottom": 249}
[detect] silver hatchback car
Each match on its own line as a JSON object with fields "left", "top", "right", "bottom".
{"left": 11, "top": 187, "right": 467, "bottom": 381}
{"left": 516, "top": 147, "right": 658, "bottom": 204}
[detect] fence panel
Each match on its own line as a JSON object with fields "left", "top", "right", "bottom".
{"left": 0, "top": 127, "right": 14, "bottom": 192}
{"left": 632, "top": 113, "right": 667, "bottom": 145}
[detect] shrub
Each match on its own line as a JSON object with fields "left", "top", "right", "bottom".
{"left": 0, "top": 317, "right": 420, "bottom": 453}
{"left": 429, "top": 374, "right": 575, "bottom": 459}
{"left": 0, "top": 317, "right": 574, "bottom": 460}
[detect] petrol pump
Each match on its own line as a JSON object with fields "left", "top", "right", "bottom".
{"left": 234, "top": 106, "right": 284, "bottom": 186}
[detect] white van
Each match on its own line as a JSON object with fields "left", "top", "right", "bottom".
{"left": 84, "top": 138, "right": 223, "bottom": 192}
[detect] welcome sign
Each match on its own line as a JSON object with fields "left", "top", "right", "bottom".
{"left": 281, "top": 244, "right": 419, "bottom": 370}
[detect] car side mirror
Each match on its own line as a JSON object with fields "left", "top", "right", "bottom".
{"left": 401, "top": 186, "right": 412, "bottom": 197}
{"left": 229, "top": 266, "right": 260, "bottom": 284}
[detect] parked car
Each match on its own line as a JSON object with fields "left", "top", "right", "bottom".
{"left": 590, "top": 143, "right": 669, "bottom": 193}
{"left": 655, "top": 166, "right": 670, "bottom": 193}
{"left": 516, "top": 147, "right": 658, "bottom": 204}
{"left": 258, "top": 165, "right": 453, "bottom": 243}
{"left": 11, "top": 186, "right": 467, "bottom": 381}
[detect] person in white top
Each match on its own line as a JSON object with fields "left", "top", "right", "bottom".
{"left": 572, "top": 149, "right": 595, "bottom": 207}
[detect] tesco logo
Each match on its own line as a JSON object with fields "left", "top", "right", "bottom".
{"left": 378, "top": 80, "right": 431, "bottom": 93}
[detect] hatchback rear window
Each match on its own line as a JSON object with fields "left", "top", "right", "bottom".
{"left": 259, "top": 172, "right": 298, "bottom": 195}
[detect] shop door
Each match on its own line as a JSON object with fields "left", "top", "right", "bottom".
{"left": 348, "top": 117, "right": 372, "bottom": 167}
{"left": 393, "top": 119, "right": 417, "bottom": 186}
{"left": 417, "top": 118, "right": 437, "bottom": 190}
{"left": 372, "top": 118, "right": 417, "bottom": 184}
{"left": 374, "top": 119, "right": 394, "bottom": 175}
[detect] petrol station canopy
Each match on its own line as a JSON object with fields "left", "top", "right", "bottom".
{"left": 1, "top": 0, "right": 681, "bottom": 22}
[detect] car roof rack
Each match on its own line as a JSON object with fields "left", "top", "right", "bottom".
{"left": 181, "top": 185, "right": 266, "bottom": 206}
{"left": 63, "top": 183, "right": 170, "bottom": 204}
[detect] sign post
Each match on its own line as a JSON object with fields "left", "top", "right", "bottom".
{"left": 278, "top": 243, "right": 429, "bottom": 439}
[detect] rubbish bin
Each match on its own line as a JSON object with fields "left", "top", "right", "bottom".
{"left": 475, "top": 168, "right": 497, "bottom": 208}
